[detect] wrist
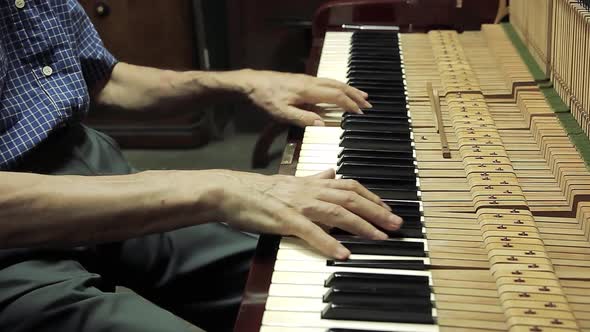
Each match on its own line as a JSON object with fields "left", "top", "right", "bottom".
{"left": 142, "top": 170, "right": 224, "bottom": 227}
{"left": 213, "top": 69, "right": 256, "bottom": 99}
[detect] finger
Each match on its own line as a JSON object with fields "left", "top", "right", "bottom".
{"left": 316, "top": 189, "right": 403, "bottom": 231}
{"left": 317, "top": 77, "right": 368, "bottom": 99}
{"left": 306, "top": 168, "right": 336, "bottom": 180}
{"left": 317, "top": 78, "right": 372, "bottom": 108}
{"left": 317, "top": 178, "right": 390, "bottom": 210}
{"left": 279, "top": 105, "right": 325, "bottom": 127}
{"left": 240, "top": 192, "right": 350, "bottom": 259}
{"left": 283, "top": 210, "right": 351, "bottom": 259}
{"left": 303, "top": 200, "right": 388, "bottom": 240}
{"left": 301, "top": 87, "right": 363, "bottom": 114}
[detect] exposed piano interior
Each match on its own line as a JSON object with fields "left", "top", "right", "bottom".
{"left": 235, "top": 1, "right": 590, "bottom": 331}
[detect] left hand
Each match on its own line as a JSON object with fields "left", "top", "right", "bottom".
{"left": 231, "top": 69, "right": 372, "bottom": 127}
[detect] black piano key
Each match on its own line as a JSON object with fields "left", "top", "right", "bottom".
{"left": 322, "top": 293, "right": 431, "bottom": 312}
{"left": 323, "top": 286, "right": 431, "bottom": 304}
{"left": 382, "top": 201, "right": 422, "bottom": 218}
{"left": 340, "top": 129, "right": 410, "bottom": 140}
{"left": 350, "top": 50, "right": 401, "bottom": 58}
{"left": 367, "top": 101, "right": 407, "bottom": 108}
{"left": 342, "top": 113, "right": 410, "bottom": 120}
{"left": 326, "top": 284, "right": 431, "bottom": 298}
{"left": 338, "top": 148, "right": 414, "bottom": 161}
{"left": 339, "top": 137, "right": 413, "bottom": 150}
{"left": 325, "top": 271, "right": 429, "bottom": 288}
{"left": 359, "top": 109, "right": 409, "bottom": 117}
{"left": 348, "top": 59, "right": 402, "bottom": 67}
{"left": 348, "top": 73, "right": 405, "bottom": 82}
{"left": 338, "top": 155, "right": 415, "bottom": 167}
{"left": 328, "top": 259, "right": 426, "bottom": 270}
{"left": 347, "top": 64, "right": 402, "bottom": 72}
{"left": 386, "top": 228, "right": 424, "bottom": 239}
{"left": 334, "top": 237, "right": 425, "bottom": 256}
{"left": 339, "top": 138, "right": 412, "bottom": 152}
{"left": 341, "top": 118, "right": 411, "bottom": 133}
{"left": 347, "top": 79, "right": 405, "bottom": 89}
{"left": 368, "top": 188, "right": 419, "bottom": 201}
{"left": 329, "top": 220, "right": 424, "bottom": 238}
{"left": 337, "top": 163, "right": 416, "bottom": 180}
{"left": 322, "top": 303, "right": 435, "bottom": 324}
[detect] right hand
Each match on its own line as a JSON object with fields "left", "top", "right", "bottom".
{"left": 202, "top": 169, "right": 403, "bottom": 259}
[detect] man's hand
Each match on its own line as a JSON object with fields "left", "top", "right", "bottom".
{"left": 94, "top": 64, "right": 371, "bottom": 128}
{"left": 201, "top": 169, "right": 402, "bottom": 259}
{"left": 229, "top": 69, "right": 372, "bottom": 127}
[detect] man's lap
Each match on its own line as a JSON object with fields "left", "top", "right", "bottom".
{"left": 0, "top": 124, "right": 256, "bottom": 331}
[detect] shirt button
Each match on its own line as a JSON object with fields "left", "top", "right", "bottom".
{"left": 42, "top": 66, "right": 53, "bottom": 77}
{"left": 15, "top": 0, "right": 25, "bottom": 9}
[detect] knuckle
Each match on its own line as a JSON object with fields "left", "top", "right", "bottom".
{"left": 344, "top": 179, "right": 362, "bottom": 191}
{"left": 326, "top": 204, "right": 344, "bottom": 217}
{"left": 300, "top": 202, "right": 317, "bottom": 216}
{"left": 343, "top": 192, "right": 359, "bottom": 204}
{"left": 335, "top": 92, "right": 348, "bottom": 102}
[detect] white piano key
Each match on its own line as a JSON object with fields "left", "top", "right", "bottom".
{"left": 265, "top": 296, "right": 437, "bottom": 317}
{"left": 279, "top": 236, "right": 427, "bottom": 249}
{"left": 268, "top": 284, "right": 436, "bottom": 306}
{"left": 297, "top": 155, "right": 339, "bottom": 164}
{"left": 305, "top": 126, "right": 345, "bottom": 133}
{"left": 266, "top": 296, "right": 325, "bottom": 311}
{"left": 296, "top": 170, "right": 341, "bottom": 177}
{"left": 269, "top": 283, "right": 325, "bottom": 298}
{"left": 271, "top": 271, "right": 328, "bottom": 285}
{"left": 296, "top": 163, "right": 339, "bottom": 171}
{"left": 260, "top": 327, "right": 326, "bottom": 332}
{"left": 270, "top": 270, "right": 433, "bottom": 287}
{"left": 273, "top": 259, "right": 432, "bottom": 277}
{"left": 276, "top": 249, "right": 430, "bottom": 264}
{"left": 300, "top": 143, "right": 342, "bottom": 151}
{"left": 262, "top": 311, "right": 439, "bottom": 332}
{"left": 299, "top": 149, "right": 341, "bottom": 157}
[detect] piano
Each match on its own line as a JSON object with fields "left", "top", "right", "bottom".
{"left": 235, "top": 1, "right": 590, "bottom": 331}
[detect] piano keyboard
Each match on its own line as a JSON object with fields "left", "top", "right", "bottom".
{"left": 260, "top": 30, "right": 439, "bottom": 332}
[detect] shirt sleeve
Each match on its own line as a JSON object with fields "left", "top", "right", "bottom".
{"left": 64, "top": 0, "right": 118, "bottom": 90}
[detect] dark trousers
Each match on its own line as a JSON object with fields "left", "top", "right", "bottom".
{"left": 0, "top": 125, "right": 257, "bottom": 332}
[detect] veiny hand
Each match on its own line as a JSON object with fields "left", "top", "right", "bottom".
{"left": 232, "top": 69, "right": 372, "bottom": 127}
{"left": 204, "top": 168, "right": 402, "bottom": 259}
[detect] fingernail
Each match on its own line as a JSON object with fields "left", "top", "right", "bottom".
{"left": 389, "top": 214, "right": 403, "bottom": 226}
{"left": 361, "top": 91, "right": 369, "bottom": 98}
{"left": 356, "top": 108, "right": 363, "bottom": 114}
{"left": 364, "top": 101, "right": 373, "bottom": 108}
{"left": 313, "top": 120, "right": 325, "bottom": 126}
{"left": 382, "top": 202, "right": 392, "bottom": 211}
{"left": 336, "top": 247, "right": 351, "bottom": 260}
{"left": 372, "top": 230, "right": 388, "bottom": 240}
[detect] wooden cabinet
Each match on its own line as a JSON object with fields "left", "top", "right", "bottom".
{"left": 78, "top": 0, "right": 212, "bottom": 148}
{"left": 227, "top": 0, "right": 328, "bottom": 72}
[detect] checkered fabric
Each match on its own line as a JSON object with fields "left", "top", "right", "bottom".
{"left": 0, "top": 0, "right": 117, "bottom": 170}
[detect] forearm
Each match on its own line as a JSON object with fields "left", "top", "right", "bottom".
{"left": 0, "top": 171, "right": 219, "bottom": 249}
{"left": 93, "top": 62, "right": 250, "bottom": 113}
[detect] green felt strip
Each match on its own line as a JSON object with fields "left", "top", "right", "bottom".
{"left": 542, "top": 87, "right": 571, "bottom": 113}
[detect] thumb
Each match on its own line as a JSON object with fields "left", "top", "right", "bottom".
{"left": 307, "top": 168, "right": 336, "bottom": 179}
{"left": 283, "top": 106, "right": 325, "bottom": 127}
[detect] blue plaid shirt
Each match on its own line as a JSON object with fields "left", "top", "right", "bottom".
{"left": 0, "top": 0, "right": 117, "bottom": 170}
